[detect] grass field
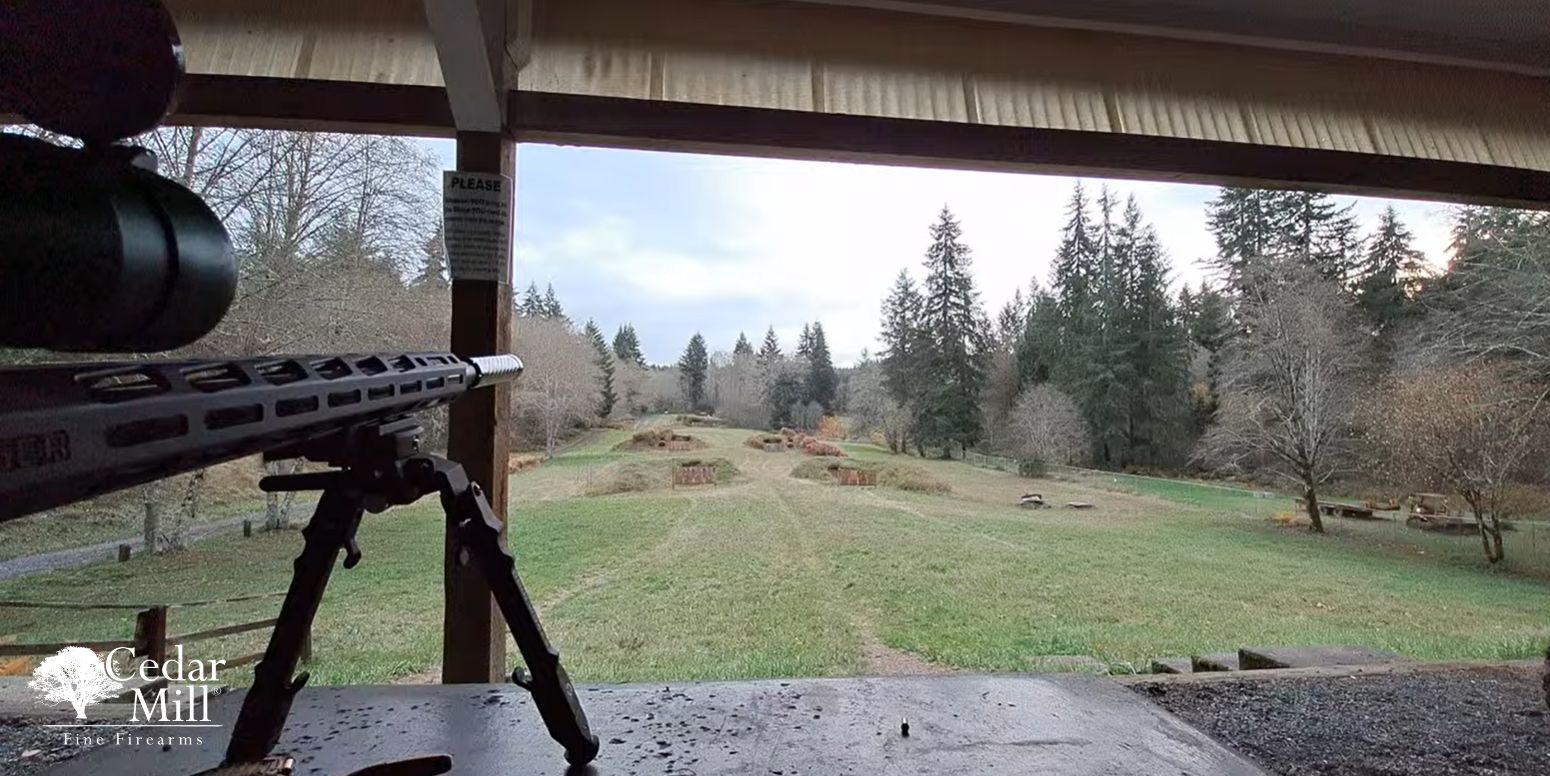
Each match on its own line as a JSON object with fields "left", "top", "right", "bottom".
{"left": 1, "top": 425, "right": 1546, "bottom": 687}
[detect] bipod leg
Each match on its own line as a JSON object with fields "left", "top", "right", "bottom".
{"left": 431, "top": 459, "right": 600, "bottom": 765}
{"left": 225, "top": 482, "right": 365, "bottom": 763}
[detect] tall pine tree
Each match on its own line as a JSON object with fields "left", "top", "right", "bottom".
{"left": 756, "top": 327, "right": 782, "bottom": 368}
{"left": 1205, "top": 188, "right": 1286, "bottom": 297}
{"left": 916, "top": 207, "right": 989, "bottom": 456}
{"left": 541, "top": 283, "right": 565, "bottom": 319}
{"left": 519, "top": 282, "right": 544, "bottom": 317}
{"left": 805, "top": 322, "right": 838, "bottom": 411}
{"left": 583, "top": 319, "right": 617, "bottom": 418}
{"left": 1354, "top": 205, "right": 1426, "bottom": 355}
{"left": 879, "top": 270, "right": 924, "bottom": 406}
{"left": 413, "top": 224, "right": 449, "bottom": 290}
{"left": 612, "top": 324, "right": 646, "bottom": 367}
{"left": 733, "top": 332, "right": 754, "bottom": 356}
{"left": 678, "top": 333, "right": 709, "bottom": 411}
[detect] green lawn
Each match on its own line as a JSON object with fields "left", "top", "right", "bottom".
{"left": 2, "top": 425, "right": 1546, "bottom": 686}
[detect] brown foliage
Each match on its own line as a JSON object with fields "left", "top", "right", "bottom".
{"left": 1364, "top": 366, "right": 1542, "bottom": 562}
{"left": 801, "top": 439, "right": 846, "bottom": 457}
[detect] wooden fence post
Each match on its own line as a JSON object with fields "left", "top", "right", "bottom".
{"left": 133, "top": 605, "right": 169, "bottom": 676}
{"left": 243, "top": 520, "right": 253, "bottom": 538}
{"left": 117, "top": 544, "right": 131, "bottom": 562}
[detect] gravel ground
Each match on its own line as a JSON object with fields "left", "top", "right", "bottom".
{"left": 0, "top": 716, "right": 114, "bottom": 776}
{"left": 1136, "top": 665, "right": 1550, "bottom": 775}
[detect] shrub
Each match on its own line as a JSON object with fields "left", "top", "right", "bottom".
{"left": 1017, "top": 459, "right": 1047, "bottom": 478}
{"left": 802, "top": 439, "right": 846, "bottom": 457}
{"left": 817, "top": 416, "right": 845, "bottom": 440}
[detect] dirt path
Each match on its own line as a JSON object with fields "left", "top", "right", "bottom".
{"left": 0, "top": 510, "right": 285, "bottom": 583}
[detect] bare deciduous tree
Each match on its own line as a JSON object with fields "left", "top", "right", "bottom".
{"left": 512, "top": 318, "right": 600, "bottom": 458}
{"left": 1007, "top": 384, "right": 1090, "bottom": 466}
{"left": 708, "top": 350, "right": 764, "bottom": 429}
{"left": 1365, "top": 367, "right": 1541, "bottom": 562}
{"left": 1197, "top": 266, "right": 1368, "bottom": 532}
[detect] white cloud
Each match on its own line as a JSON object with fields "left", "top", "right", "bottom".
{"left": 514, "top": 147, "right": 1462, "bottom": 366}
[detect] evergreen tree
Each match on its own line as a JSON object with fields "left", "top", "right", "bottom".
{"left": 879, "top": 270, "right": 924, "bottom": 405}
{"left": 765, "top": 368, "right": 803, "bottom": 429}
{"left": 413, "top": 224, "right": 449, "bottom": 290}
{"left": 733, "top": 332, "right": 754, "bottom": 356}
{"left": 583, "top": 319, "right": 617, "bottom": 418}
{"left": 519, "top": 282, "right": 544, "bottom": 317}
{"left": 1205, "top": 187, "right": 1286, "bottom": 296}
{"left": 1207, "top": 187, "right": 1360, "bottom": 297}
{"left": 1047, "top": 187, "right": 1191, "bottom": 467}
{"left": 1185, "top": 282, "right": 1233, "bottom": 434}
{"left": 1283, "top": 191, "right": 1361, "bottom": 285}
{"left": 796, "top": 323, "right": 814, "bottom": 359}
{"left": 1015, "top": 285, "right": 1060, "bottom": 386}
{"left": 678, "top": 333, "right": 709, "bottom": 411}
{"left": 1354, "top": 205, "right": 1426, "bottom": 352}
{"left": 612, "top": 324, "right": 646, "bottom": 367}
{"left": 993, "top": 288, "right": 1028, "bottom": 350}
{"left": 756, "top": 327, "right": 782, "bottom": 370}
{"left": 1111, "top": 202, "right": 1191, "bottom": 466}
{"left": 916, "top": 206, "right": 989, "bottom": 456}
{"left": 541, "top": 283, "right": 565, "bottom": 319}
{"left": 805, "top": 322, "right": 838, "bottom": 411}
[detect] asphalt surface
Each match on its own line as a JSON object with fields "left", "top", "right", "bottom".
{"left": 0, "top": 512, "right": 266, "bottom": 583}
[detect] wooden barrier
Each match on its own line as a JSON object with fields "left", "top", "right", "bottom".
{"left": 0, "top": 591, "right": 299, "bottom": 673}
{"left": 672, "top": 465, "right": 717, "bottom": 487}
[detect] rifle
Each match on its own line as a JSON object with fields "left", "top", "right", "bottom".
{"left": 0, "top": 353, "right": 600, "bottom": 769}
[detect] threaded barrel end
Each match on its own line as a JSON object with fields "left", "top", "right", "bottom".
{"left": 467, "top": 354, "right": 523, "bottom": 388}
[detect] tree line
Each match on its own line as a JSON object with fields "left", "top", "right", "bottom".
{"left": 846, "top": 181, "right": 1550, "bottom": 563}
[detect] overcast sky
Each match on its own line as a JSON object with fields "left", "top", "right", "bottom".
{"left": 427, "top": 140, "right": 1455, "bottom": 367}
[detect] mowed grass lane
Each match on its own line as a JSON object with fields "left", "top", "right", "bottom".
{"left": 0, "top": 425, "right": 1544, "bottom": 685}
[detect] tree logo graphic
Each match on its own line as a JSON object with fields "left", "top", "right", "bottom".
{"left": 29, "top": 646, "right": 124, "bottom": 719}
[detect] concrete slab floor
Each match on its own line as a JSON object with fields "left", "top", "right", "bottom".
{"left": 46, "top": 674, "right": 1268, "bottom": 775}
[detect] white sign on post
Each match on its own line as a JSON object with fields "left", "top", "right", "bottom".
{"left": 442, "top": 171, "right": 513, "bottom": 283}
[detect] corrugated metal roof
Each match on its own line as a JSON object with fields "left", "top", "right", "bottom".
{"left": 164, "top": 0, "right": 1550, "bottom": 174}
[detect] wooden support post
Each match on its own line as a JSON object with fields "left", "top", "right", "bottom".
{"left": 133, "top": 605, "right": 169, "bottom": 676}
{"left": 300, "top": 625, "right": 313, "bottom": 665}
{"left": 243, "top": 519, "right": 253, "bottom": 538}
{"left": 441, "top": 130, "right": 514, "bottom": 683}
{"left": 117, "top": 544, "right": 131, "bottom": 562}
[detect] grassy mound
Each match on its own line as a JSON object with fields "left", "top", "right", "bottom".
{"left": 585, "top": 457, "right": 741, "bottom": 496}
{"left": 790, "top": 458, "right": 950, "bottom": 494}
{"left": 745, "top": 432, "right": 787, "bottom": 450}
{"left": 612, "top": 428, "right": 708, "bottom": 452}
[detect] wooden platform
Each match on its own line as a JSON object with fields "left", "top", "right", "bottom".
{"left": 47, "top": 675, "right": 1268, "bottom": 775}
